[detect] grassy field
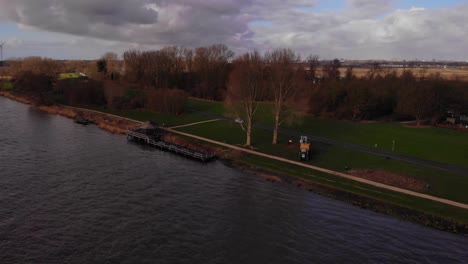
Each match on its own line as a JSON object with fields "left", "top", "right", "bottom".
{"left": 290, "top": 117, "right": 468, "bottom": 167}
{"left": 1, "top": 81, "right": 14, "bottom": 91}
{"left": 187, "top": 98, "right": 468, "bottom": 167}
{"left": 339, "top": 67, "right": 468, "bottom": 81}
{"left": 59, "top": 73, "right": 82, "bottom": 80}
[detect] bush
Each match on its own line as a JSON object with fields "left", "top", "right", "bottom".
{"left": 56, "top": 78, "right": 106, "bottom": 106}
{"left": 145, "top": 88, "right": 188, "bottom": 114}
{"left": 109, "top": 89, "right": 145, "bottom": 110}
{"left": 13, "top": 71, "right": 53, "bottom": 94}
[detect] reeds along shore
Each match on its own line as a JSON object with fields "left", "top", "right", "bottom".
{"left": 1, "top": 91, "right": 140, "bottom": 134}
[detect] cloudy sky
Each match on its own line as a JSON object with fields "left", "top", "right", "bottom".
{"left": 0, "top": 0, "right": 467, "bottom": 60}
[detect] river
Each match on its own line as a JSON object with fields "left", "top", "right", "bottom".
{"left": 1, "top": 97, "right": 467, "bottom": 264}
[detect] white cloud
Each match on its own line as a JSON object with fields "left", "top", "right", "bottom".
{"left": 0, "top": 0, "right": 467, "bottom": 60}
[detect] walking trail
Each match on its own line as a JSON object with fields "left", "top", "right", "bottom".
{"left": 166, "top": 128, "right": 468, "bottom": 210}
{"left": 169, "top": 119, "right": 221, "bottom": 129}
{"left": 64, "top": 105, "right": 468, "bottom": 210}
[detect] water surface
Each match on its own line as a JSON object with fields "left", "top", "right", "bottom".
{"left": 1, "top": 97, "right": 467, "bottom": 263}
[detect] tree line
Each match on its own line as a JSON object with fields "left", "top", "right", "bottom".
{"left": 2, "top": 45, "right": 468, "bottom": 146}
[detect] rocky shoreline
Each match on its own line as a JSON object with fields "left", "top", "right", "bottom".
{"left": 2, "top": 91, "right": 467, "bottom": 235}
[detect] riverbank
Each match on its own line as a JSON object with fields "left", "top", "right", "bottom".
{"left": 0, "top": 91, "right": 141, "bottom": 134}
{"left": 225, "top": 158, "right": 468, "bottom": 234}
{"left": 1, "top": 91, "right": 467, "bottom": 234}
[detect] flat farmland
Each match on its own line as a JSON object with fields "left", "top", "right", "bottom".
{"left": 337, "top": 67, "right": 468, "bottom": 80}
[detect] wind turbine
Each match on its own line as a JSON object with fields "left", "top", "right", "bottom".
{"left": 0, "top": 42, "right": 5, "bottom": 62}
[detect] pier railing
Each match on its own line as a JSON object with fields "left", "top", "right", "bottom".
{"left": 127, "top": 130, "right": 216, "bottom": 162}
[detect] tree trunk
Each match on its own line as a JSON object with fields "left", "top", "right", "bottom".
{"left": 272, "top": 112, "right": 279, "bottom": 144}
{"left": 246, "top": 117, "right": 252, "bottom": 146}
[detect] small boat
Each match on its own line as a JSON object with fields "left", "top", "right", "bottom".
{"left": 74, "top": 117, "right": 91, "bottom": 125}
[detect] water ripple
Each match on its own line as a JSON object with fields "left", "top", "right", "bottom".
{"left": 1, "top": 97, "right": 467, "bottom": 264}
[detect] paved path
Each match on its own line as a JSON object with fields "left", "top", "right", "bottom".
{"left": 188, "top": 109, "right": 468, "bottom": 176}
{"left": 167, "top": 128, "right": 468, "bottom": 210}
{"left": 170, "top": 119, "right": 221, "bottom": 129}
{"left": 50, "top": 103, "right": 468, "bottom": 209}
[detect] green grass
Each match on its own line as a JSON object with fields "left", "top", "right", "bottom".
{"left": 289, "top": 117, "right": 468, "bottom": 167}
{"left": 59, "top": 73, "right": 82, "bottom": 80}
{"left": 175, "top": 120, "right": 468, "bottom": 204}
{"left": 187, "top": 98, "right": 225, "bottom": 115}
{"left": 1, "top": 81, "right": 14, "bottom": 91}
{"left": 187, "top": 98, "right": 468, "bottom": 167}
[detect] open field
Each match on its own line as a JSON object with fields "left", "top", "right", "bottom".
{"left": 59, "top": 72, "right": 82, "bottom": 80}
{"left": 337, "top": 67, "right": 468, "bottom": 80}
{"left": 187, "top": 98, "right": 468, "bottom": 167}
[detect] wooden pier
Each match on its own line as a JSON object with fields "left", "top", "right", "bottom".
{"left": 127, "top": 129, "right": 216, "bottom": 162}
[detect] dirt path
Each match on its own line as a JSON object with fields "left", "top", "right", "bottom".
{"left": 166, "top": 128, "right": 468, "bottom": 210}
{"left": 169, "top": 119, "right": 221, "bottom": 129}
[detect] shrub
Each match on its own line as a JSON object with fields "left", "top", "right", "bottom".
{"left": 145, "top": 88, "right": 188, "bottom": 114}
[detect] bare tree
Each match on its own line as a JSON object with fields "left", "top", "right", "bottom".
{"left": 101, "top": 52, "right": 120, "bottom": 79}
{"left": 396, "top": 76, "right": 436, "bottom": 126}
{"left": 123, "top": 50, "right": 144, "bottom": 83}
{"left": 10, "top": 57, "right": 62, "bottom": 77}
{"left": 193, "top": 44, "right": 234, "bottom": 99}
{"left": 265, "top": 48, "right": 300, "bottom": 144}
{"left": 226, "top": 51, "right": 265, "bottom": 147}
{"left": 306, "top": 55, "right": 319, "bottom": 81}
{"left": 323, "top": 59, "right": 341, "bottom": 80}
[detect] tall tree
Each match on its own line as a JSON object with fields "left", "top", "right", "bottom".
{"left": 397, "top": 81, "right": 436, "bottom": 126}
{"left": 101, "top": 52, "right": 120, "bottom": 79}
{"left": 323, "top": 59, "right": 341, "bottom": 80}
{"left": 306, "top": 55, "right": 319, "bottom": 81}
{"left": 265, "top": 48, "right": 300, "bottom": 144}
{"left": 96, "top": 59, "right": 108, "bottom": 79}
{"left": 225, "top": 51, "right": 265, "bottom": 146}
{"left": 193, "top": 44, "right": 234, "bottom": 99}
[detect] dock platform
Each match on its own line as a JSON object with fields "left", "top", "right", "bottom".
{"left": 127, "top": 129, "right": 216, "bottom": 162}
